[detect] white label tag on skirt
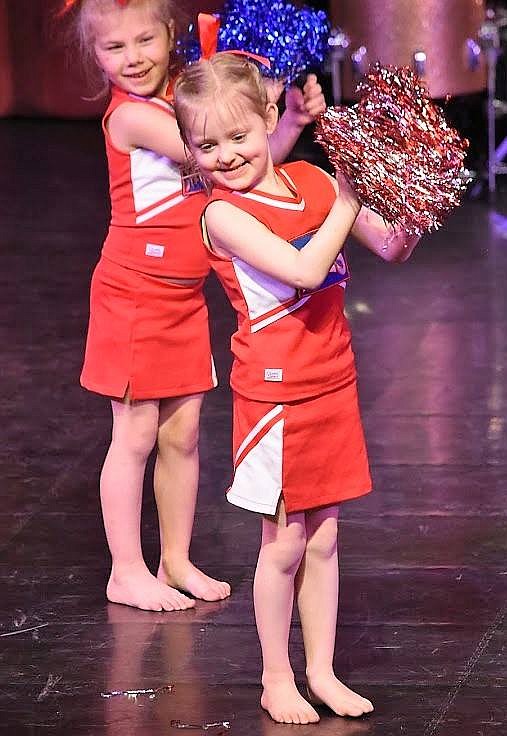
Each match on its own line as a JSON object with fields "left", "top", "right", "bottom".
{"left": 264, "top": 368, "right": 283, "bottom": 382}
{"left": 145, "top": 243, "right": 165, "bottom": 257}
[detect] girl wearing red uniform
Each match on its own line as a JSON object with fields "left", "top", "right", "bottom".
{"left": 173, "top": 53, "right": 419, "bottom": 722}
{"left": 67, "top": 0, "right": 326, "bottom": 612}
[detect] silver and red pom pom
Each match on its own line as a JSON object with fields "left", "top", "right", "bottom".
{"left": 315, "top": 63, "right": 470, "bottom": 235}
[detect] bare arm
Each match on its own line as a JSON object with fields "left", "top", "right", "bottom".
{"left": 323, "top": 170, "right": 421, "bottom": 262}
{"left": 352, "top": 207, "right": 421, "bottom": 263}
{"left": 269, "top": 74, "right": 326, "bottom": 164}
{"left": 106, "top": 101, "right": 187, "bottom": 163}
{"left": 205, "top": 183, "right": 360, "bottom": 290}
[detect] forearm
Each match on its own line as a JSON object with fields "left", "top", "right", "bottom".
{"left": 269, "top": 75, "right": 326, "bottom": 164}
{"left": 205, "top": 187, "right": 360, "bottom": 290}
{"left": 384, "top": 230, "right": 421, "bottom": 262}
{"left": 293, "top": 200, "right": 360, "bottom": 289}
{"left": 352, "top": 206, "right": 421, "bottom": 262}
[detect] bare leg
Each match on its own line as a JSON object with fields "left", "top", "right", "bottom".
{"left": 254, "top": 503, "right": 319, "bottom": 725}
{"left": 296, "top": 506, "right": 373, "bottom": 717}
{"left": 103, "top": 398, "right": 194, "bottom": 611}
{"left": 155, "top": 393, "right": 230, "bottom": 601}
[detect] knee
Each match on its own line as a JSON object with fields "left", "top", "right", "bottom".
{"left": 157, "top": 396, "right": 203, "bottom": 457}
{"left": 263, "top": 524, "right": 307, "bottom": 575}
{"left": 160, "top": 416, "right": 200, "bottom": 456}
{"left": 305, "top": 518, "right": 338, "bottom": 561}
{"left": 111, "top": 420, "right": 157, "bottom": 460}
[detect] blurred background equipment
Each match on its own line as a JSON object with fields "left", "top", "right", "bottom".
{"left": 326, "top": 0, "right": 503, "bottom": 187}
{"left": 477, "top": 5, "right": 507, "bottom": 194}
{"left": 329, "top": 0, "right": 487, "bottom": 100}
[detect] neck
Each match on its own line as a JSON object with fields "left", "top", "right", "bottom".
{"left": 250, "top": 157, "right": 293, "bottom": 196}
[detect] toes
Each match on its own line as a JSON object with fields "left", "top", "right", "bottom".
{"left": 220, "top": 581, "right": 231, "bottom": 597}
{"left": 267, "top": 704, "right": 319, "bottom": 725}
{"left": 160, "top": 592, "right": 195, "bottom": 612}
{"left": 200, "top": 581, "right": 230, "bottom": 602}
{"left": 348, "top": 704, "right": 365, "bottom": 717}
{"left": 307, "top": 678, "right": 373, "bottom": 718}
{"left": 208, "top": 580, "right": 229, "bottom": 598}
{"left": 161, "top": 600, "right": 177, "bottom": 612}
{"left": 278, "top": 710, "right": 319, "bottom": 725}
{"left": 202, "top": 589, "right": 219, "bottom": 602}
{"left": 145, "top": 602, "right": 164, "bottom": 612}
{"left": 347, "top": 694, "right": 373, "bottom": 715}
{"left": 164, "top": 564, "right": 231, "bottom": 602}
{"left": 342, "top": 696, "right": 370, "bottom": 717}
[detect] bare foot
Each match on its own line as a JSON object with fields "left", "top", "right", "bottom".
{"left": 261, "top": 678, "right": 320, "bottom": 724}
{"left": 159, "top": 559, "right": 231, "bottom": 602}
{"left": 107, "top": 563, "right": 195, "bottom": 612}
{"left": 306, "top": 673, "right": 373, "bottom": 717}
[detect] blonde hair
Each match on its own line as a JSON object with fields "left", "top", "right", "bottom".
{"left": 173, "top": 53, "right": 269, "bottom": 144}
{"left": 66, "top": 0, "right": 183, "bottom": 96}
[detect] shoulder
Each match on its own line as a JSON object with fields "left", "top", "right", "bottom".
{"left": 204, "top": 197, "right": 255, "bottom": 230}
{"left": 202, "top": 198, "right": 268, "bottom": 260}
{"left": 109, "top": 97, "right": 174, "bottom": 126}
{"left": 106, "top": 95, "right": 180, "bottom": 155}
{"left": 204, "top": 196, "right": 269, "bottom": 241}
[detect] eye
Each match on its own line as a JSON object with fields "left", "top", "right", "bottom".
{"left": 232, "top": 133, "right": 246, "bottom": 143}
{"left": 106, "top": 44, "right": 123, "bottom": 51}
{"left": 199, "top": 143, "right": 215, "bottom": 153}
{"left": 141, "top": 35, "right": 154, "bottom": 43}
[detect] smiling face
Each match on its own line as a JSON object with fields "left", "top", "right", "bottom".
{"left": 185, "top": 93, "right": 279, "bottom": 192}
{"left": 92, "top": 2, "right": 174, "bottom": 97}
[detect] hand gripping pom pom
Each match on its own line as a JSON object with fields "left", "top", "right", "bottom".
{"left": 314, "top": 64, "right": 470, "bottom": 235}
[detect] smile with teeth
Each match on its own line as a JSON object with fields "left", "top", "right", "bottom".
{"left": 125, "top": 69, "right": 151, "bottom": 79}
{"left": 218, "top": 163, "right": 247, "bottom": 174}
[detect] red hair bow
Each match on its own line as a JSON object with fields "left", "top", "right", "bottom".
{"left": 197, "top": 12, "right": 271, "bottom": 70}
{"left": 58, "top": 0, "right": 128, "bottom": 16}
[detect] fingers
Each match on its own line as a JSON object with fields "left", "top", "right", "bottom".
{"left": 282, "top": 74, "right": 326, "bottom": 124}
{"left": 302, "top": 75, "right": 326, "bottom": 118}
{"left": 304, "top": 96, "right": 326, "bottom": 118}
{"left": 303, "top": 72, "right": 318, "bottom": 89}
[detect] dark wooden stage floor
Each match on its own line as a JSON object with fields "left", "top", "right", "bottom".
{"left": 0, "top": 118, "right": 506, "bottom": 735}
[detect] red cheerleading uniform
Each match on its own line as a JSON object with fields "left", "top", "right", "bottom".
{"left": 203, "top": 161, "right": 371, "bottom": 513}
{"left": 80, "top": 86, "right": 216, "bottom": 400}
{"left": 100, "top": 86, "right": 209, "bottom": 278}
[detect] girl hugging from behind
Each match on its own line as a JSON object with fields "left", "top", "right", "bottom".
{"left": 66, "top": 0, "right": 325, "bottom": 612}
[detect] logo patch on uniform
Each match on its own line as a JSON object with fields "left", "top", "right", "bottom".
{"left": 264, "top": 368, "right": 283, "bottom": 382}
{"left": 291, "top": 232, "right": 350, "bottom": 293}
{"left": 145, "top": 243, "right": 165, "bottom": 257}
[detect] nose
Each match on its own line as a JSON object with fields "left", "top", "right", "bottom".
{"left": 124, "top": 43, "right": 143, "bottom": 66}
{"left": 217, "top": 142, "right": 235, "bottom": 166}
